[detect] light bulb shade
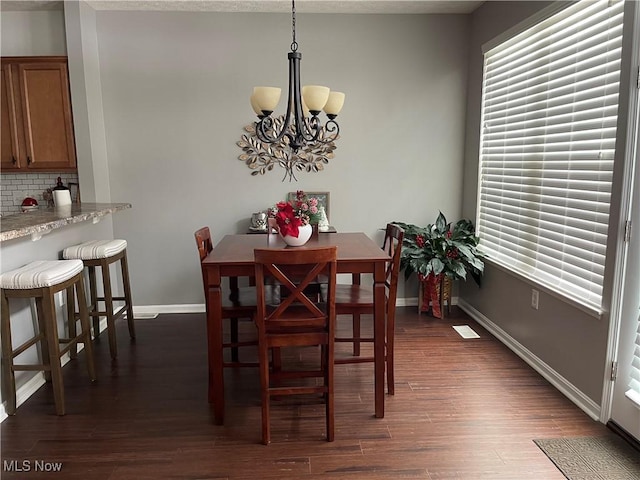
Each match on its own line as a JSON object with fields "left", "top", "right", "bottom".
{"left": 323, "top": 91, "right": 345, "bottom": 116}
{"left": 253, "top": 86, "right": 281, "bottom": 112}
{"left": 302, "top": 85, "right": 330, "bottom": 112}
{"left": 250, "top": 93, "right": 262, "bottom": 115}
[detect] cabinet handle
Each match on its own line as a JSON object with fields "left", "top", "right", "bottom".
{"left": 27, "top": 156, "right": 32, "bottom": 165}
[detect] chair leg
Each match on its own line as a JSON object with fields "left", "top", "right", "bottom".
{"left": 66, "top": 286, "right": 77, "bottom": 359}
{"left": 76, "top": 276, "right": 97, "bottom": 382}
{"left": 1, "top": 292, "right": 17, "bottom": 415}
{"left": 228, "top": 277, "right": 239, "bottom": 361}
{"left": 271, "top": 347, "right": 282, "bottom": 372}
{"left": 352, "top": 313, "right": 361, "bottom": 356}
{"left": 87, "top": 266, "right": 100, "bottom": 338}
{"left": 34, "top": 298, "right": 52, "bottom": 382}
{"left": 41, "top": 291, "right": 65, "bottom": 416}
{"left": 230, "top": 318, "right": 239, "bottom": 363}
{"left": 386, "top": 311, "right": 395, "bottom": 396}
{"left": 100, "top": 262, "right": 118, "bottom": 360}
{"left": 325, "top": 342, "right": 335, "bottom": 442}
{"left": 120, "top": 252, "right": 136, "bottom": 339}
{"left": 260, "top": 340, "right": 271, "bottom": 445}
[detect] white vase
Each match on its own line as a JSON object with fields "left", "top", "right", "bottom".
{"left": 280, "top": 223, "right": 312, "bottom": 247}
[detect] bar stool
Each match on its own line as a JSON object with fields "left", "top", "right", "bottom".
{"left": 63, "top": 240, "right": 135, "bottom": 360}
{"left": 0, "top": 260, "right": 97, "bottom": 415}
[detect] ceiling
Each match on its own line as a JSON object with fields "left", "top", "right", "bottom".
{"left": 1, "top": 0, "right": 484, "bottom": 14}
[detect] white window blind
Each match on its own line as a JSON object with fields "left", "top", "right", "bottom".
{"left": 477, "top": 0, "right": 625, "bottom": 312}
{"left": 626, "top": 314, "right": 640, "bottom": 407}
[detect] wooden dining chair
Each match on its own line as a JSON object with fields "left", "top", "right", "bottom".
{"left": 195, "top": 227, "right": 258, "bottom": 366}
{"left": 253, "top": 246, "right": 337, "bottom": 445}
{"left": 334, "top": 223, "right": 404, "bottom": 395}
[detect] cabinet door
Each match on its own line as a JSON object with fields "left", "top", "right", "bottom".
{"left": 1, "top": 63, "right": 22, "bottom": 170}
{"left": 17, "top": 62, "right": 76, "bottom": 170}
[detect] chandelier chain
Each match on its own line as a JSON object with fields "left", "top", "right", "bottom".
{"left": 290, "top": 0, "right": 298, "bottom": 51}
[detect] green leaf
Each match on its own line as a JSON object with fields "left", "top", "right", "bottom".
{"left": 435, "top": 212, "right": 448, "bottom": 234}
{"left": 450, "top": 262, "right": 467, "bottom": 279}
{"left": 429, "top": 258, "right": 444, "bottom": 275}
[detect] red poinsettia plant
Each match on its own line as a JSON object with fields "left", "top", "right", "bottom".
{"left": 269, "top": 191, "right": 321, "bottom": 238}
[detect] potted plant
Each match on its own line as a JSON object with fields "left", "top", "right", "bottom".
{"left": 394, "top": 212, "right": 485, "bottom": 318}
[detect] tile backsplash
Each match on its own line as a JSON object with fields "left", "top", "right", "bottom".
{"left": 1, "top": 172, "right": 79, "bottom": 215}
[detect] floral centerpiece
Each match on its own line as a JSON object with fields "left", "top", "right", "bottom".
{"left": 394, "top": 212, "right": 485, "bottom": 317}
{"left": 269, "top": 190, "right": 321, "bottom": 239}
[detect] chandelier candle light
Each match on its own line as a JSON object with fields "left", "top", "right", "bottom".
{"left": 250, "top": 0, "right": 345, "bottom": 153}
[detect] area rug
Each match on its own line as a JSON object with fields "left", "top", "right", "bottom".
{"left": 534, "top": 436, "right": 640, "bottom": 480}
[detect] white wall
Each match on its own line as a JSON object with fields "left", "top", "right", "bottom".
{"left": 90, "top": 11, "right": 470, "bottom": 306}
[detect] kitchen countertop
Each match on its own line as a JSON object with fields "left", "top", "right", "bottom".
{"left": 0, "top": 203, "right": 131, "bottom": 242}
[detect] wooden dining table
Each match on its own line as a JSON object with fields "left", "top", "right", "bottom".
{"left": 201, "top": 232, "right": 390, "bottom": 425}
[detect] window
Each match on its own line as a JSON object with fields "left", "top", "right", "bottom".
{"left": 477, "top": 0, "right": 625, "bottom": 313}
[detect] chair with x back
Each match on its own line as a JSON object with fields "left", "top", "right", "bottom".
{"left": 334, "top": 223, "right": 404, "bottom": 395}
{"left": 253, "top": 246, "right": 337, "bottom": 445}
{"left": 195, "top": 227, "right": 258, "bottom": 366}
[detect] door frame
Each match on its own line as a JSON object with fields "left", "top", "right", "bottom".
{"left": 601, "top": 0, "right": 640, "bottom": 425}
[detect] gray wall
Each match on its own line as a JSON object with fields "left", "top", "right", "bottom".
{"left": 90, "top": 11, "right": 470, "bottom": 306}
{"left": 0, "top": 10, "right": 67, "bottom": 56}
{"left": 5, "top": 7, "right": 470, "bottom": 307}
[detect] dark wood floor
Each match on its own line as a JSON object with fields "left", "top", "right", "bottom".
{"left": 1, "top": 307, "right": 613, "bottom": 479}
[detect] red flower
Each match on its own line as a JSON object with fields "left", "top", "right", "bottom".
{"left": 416, "top": 235, "right": 425, "bottom": 248}
{"left": 274, "top": 202, "right": 303, "bottom": 237}
{"left": 446, "top": 247, "right": 459, "bottom": 259}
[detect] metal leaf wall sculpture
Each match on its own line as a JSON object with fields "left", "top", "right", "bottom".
{"left": 237, "top": 115, "right": 337, "bottom": 182}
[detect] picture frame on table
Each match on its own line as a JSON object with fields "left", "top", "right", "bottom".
{"left": 287, "top": 191, "right": 330, "bottom": 221}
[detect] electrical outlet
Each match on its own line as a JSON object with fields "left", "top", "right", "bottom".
{"left": 531, "top": 289, "right": 539, "bottom": 310}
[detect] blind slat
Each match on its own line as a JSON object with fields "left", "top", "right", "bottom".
{"left": 477, "top": 0, "right": 623, "bottom": 312}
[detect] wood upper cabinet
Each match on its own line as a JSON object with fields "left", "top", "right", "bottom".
{"left": 1, "top": 57, "right": 76, "bottom": 172}
{"left": 1, "top": 62, "right": 22, "bottom": 170}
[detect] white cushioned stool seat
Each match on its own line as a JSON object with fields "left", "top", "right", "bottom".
{"left": 63, "top": 239, "right": 127, "bottom": 260}
{"left": 0, "top": 260, "right": 84, "bottom": 290}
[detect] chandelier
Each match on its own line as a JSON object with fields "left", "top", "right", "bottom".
{"left": 250, "top": 0, "right": 345, "bottom": 153}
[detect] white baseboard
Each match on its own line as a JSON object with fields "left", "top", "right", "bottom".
{"left": 458, "top": 298, "right": 601, "bottom": 421}
{"left": 396, "top": 297, "right": 419, "bottom": 307}
{"left": 396, "top": 296, "right": 459, "bottom": 308}
{"left": 132, "top": 298, "right": 458, "bottom": 315}
{"left": 133, "top": 304, "right": 204, "bottom": 316}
